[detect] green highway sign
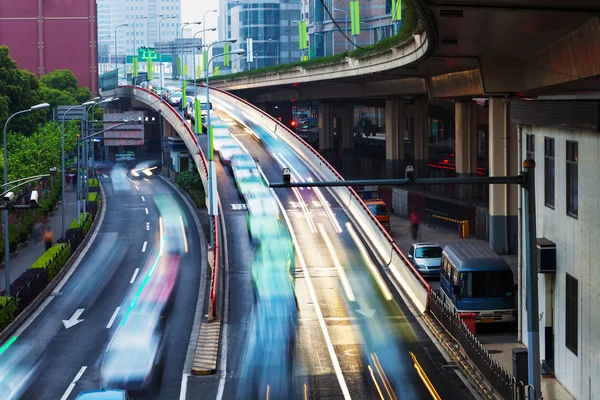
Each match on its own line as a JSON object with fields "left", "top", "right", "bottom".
{"left": 138, "top": 47, "right": 157, "bottom": 61}
{"left": 126, "top": 54, "right": 172, "bottom": 63}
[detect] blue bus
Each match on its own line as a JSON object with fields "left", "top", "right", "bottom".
{"left": 440, "top": 243, "right": 516, "bottom": 324}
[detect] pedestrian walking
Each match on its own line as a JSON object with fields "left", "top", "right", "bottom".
{"left": 43, "top": 226, "right": 54, "bottom": 251}
{"left": 32, "top": 220, "right": 45, "bottom": 248}
{"left": 72, "top": 172, "right": 78, "bottom": 194}
{"left": 66, "top": 172, "right": 73, "bottom": 192}
{"left": 409, "top": 209, "right": 421, "bottom": 240}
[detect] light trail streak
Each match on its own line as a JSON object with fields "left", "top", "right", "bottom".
{"left": 318, "top": 223, "right": 355, "bottom": 302}
{"left": 346, "top": 222, "right": 393, "bottom": 301}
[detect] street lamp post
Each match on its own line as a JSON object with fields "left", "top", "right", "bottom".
{"left": 146, "top": 14, "right": 164, "bottom": 47}
{"left": 144, "top": 15, "right": 164, "bottom": 85}
{"left": 115, "top": 23, "right": 129, "bottom": 78}
{"left": 333, "top": 8, "right": 348, "bottom": 52}
{"left": 98, "top": 35, "right": 111, "bottom": 75}
{"left": 193, "top": 28, "right": 217, "bottom": 104}
{"left": 205, "top": 45, "right": 244, "bottom": 248}
{"left": 313, "top": 32, "right": 325, "bottom": 58}
{"left": 3, "top": 102, "right": 50, "bottom": 296}
{"left": 132, "top": 16, "right": 149, "bottom": 84}
{"left": 179, "top": 21, "right": 202, "bottom": 82}
{"left": 360, "top": 22, "right": 375, "bottom": 45}
{"left": 76, "top": 99, "right": 99, "bottom": 226}
{"left": 202, "top": 9, "right": 218, "bottom": 62}
{"left": 367, "top": 0, "right": 385, "bottom": 41}
{"left": 158, "top": 15, "right": 177, "bottom": 93}
{"left": 268, "top": 39, "right": 279, "bottom": 65}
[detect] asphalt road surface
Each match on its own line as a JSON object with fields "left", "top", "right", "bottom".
{"left": 1, "top": 167, "right": 204, "bottom": 400}
{"left": 189, "top": 108, "right": 475, "bottom": 400}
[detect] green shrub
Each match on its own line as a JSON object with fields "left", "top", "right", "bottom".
{"left": 176, "top": 170, "right": 203, "bottom": 191}
{"left": 30, "top": 243, "right": 71, "bottom": 280}
{"left": 69, "top": 213, "right": 92, "bottom": 236}
{"left": 46, "top": 243, "right": 70, "bottom": 280}
{"left": 189, "top": 189, "right": 206, "bottom": 208}
{"left": 88, "top": 192, "right": 98, "bottom": 203}
{"left": 88, "top": 178, "right": 99, "bottom": 187}
{"left": 0, "top": 296, "right": 18, "bottom": 330}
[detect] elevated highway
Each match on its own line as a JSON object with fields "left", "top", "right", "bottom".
{"left": 209, "top": 1, "right": 600, "bottom": 102}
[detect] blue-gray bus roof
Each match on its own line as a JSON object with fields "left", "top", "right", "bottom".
{"left": 443, "top": 243, "right": 511, "bottom": 272}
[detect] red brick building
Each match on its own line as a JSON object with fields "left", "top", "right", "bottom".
{"left": 0, "top": 0, "right": 98, "bottom": 94}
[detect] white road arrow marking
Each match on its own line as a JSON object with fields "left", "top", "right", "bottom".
{"left": 62, "top": 308, "right": 85, "bottom": 329}
{"left": 355, "top": 297, "right": 376, "bottom": 318}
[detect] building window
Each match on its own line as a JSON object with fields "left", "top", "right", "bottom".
{"left": 526, "top": 134, "right": 535, "bottom": 160}
{"left": 565, "top": 274, "right": 578, "bottom": 355}
{"left": 544, "top": 137, "right": 555, "bottom": 209}
{"left": 566, "top": 141, "right": 578, "bottom": 218}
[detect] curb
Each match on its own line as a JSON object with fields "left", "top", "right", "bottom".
{"left": 0, "top": 184, "right": 105, "bottom": 343}
{"left": 191, "top": 320, "right": 222, "bottom": 375}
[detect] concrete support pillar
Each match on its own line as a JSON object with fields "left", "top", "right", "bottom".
{"left": 412, "top": 97, "right": 429, "bottom": 176}
{"left": 488, "top": 97, "right": 519, "bottom": 254}
{"left": 455, "top": 100, "right": 478, "bottom": 176}
{"left": 385, "top": 99, "right": 405, "bottom": 161}
{"left": 318, "top": 102, "right": 334, "bottom": 151}
{"left": 341, "top": 103, "right": 354, "bottom": 150}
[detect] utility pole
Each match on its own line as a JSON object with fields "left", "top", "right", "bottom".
{"left": 270, "top": 161, "right": 542, "bottom": 399}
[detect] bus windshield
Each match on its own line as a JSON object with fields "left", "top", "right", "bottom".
{"left": 367, "top": 204, "right": 388, "bottom": 216}
{"left": 460, "top": 270, "right": 514, "bottom": 298}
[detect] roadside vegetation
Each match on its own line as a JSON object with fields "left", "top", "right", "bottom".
{"left": 0, "top": 46, "right": 103, "bottom": 331}
{"left": 176, "top": 169, "right": 206, "bottom": 208}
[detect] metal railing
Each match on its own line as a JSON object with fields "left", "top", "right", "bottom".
{"left": 429, "top": 291, "right": 536, "bottom": 400}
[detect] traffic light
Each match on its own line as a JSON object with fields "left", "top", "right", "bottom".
{"left": 290, "top": 120, "right": 297, "bottom": 130}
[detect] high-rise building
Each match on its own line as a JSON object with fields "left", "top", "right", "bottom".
{"left": 97, "top": 0, "right": 181, "bottom": 68}
{"left": 219, "top": 0, "right": 302, "bottom": 72}
{"left": 304, "top": 0, "right": 396, "bottom": 58}
{"left": 0, "top": 0, "right": 98, "bottom": 93}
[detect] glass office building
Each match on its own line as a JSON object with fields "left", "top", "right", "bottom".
{"left": 219, "top": 0, "right": 302, "bottom": 72}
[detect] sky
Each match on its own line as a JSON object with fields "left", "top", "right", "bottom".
{"left": 182, "top": 0, "right": 220, "bottom": 46}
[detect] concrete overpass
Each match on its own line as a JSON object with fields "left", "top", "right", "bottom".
{"left": 210, "top": 1, "right": 600, "bottom": 101}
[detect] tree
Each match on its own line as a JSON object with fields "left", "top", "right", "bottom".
{"left": 0, "top": 46, "right": 46, "bottom": 134}
{"left": 40, "top": 69, "right": 92, "bottom": 103}
{"left": 39, "top": 69, "right": 78, "bottom": 92}
{"left": 0, "top": 121, "right": 79, "bottom": 183}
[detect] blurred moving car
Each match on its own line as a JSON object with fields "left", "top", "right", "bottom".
{"left": 129, "top": 160, "right": 159, "bottom": 179}
{"left": 0, "top": 345, "right": 39, "bottom": 400}
{"left": 230, "top": 153, "right": 257, "bottom": 174}
{"left": 219, "top": 143, "right": 244, "bottom": 165}
{"left": 168, "top": 91, "right": 183, "bottom": 107}
{"left": 211, "top": 124, "right": 232, "bottom": 149}
{"left": 114, "top": 151, "right": 136, "bottom": 162}
{"left": 407, "top": 243, "right": 443, "bottom": 277}
{"left": 101, "top": 312, "right": 166, "bottom": 391}
{"left": 364, "top": 198, "right": 391, "bottom": 232}
{"left": 234, "top": 168, "right": 265, "bottom": 199}
{"left": 75, "top": 390, "right": 132, "bottom": 400}
{"left": 246, "top": 193, "right": 282, "bottom": 242}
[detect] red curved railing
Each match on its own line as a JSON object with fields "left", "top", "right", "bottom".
{"left": 120, "top": 86, "right": 208, "bottom": 177}
{"left": 210, "top": 215, "right": 219, "bottom": 318}
{"left": 208, "top": 85, "right": 432, "bottom": 306}
{"left": 120, "top": 85, "right": 220, "bottom": 318}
